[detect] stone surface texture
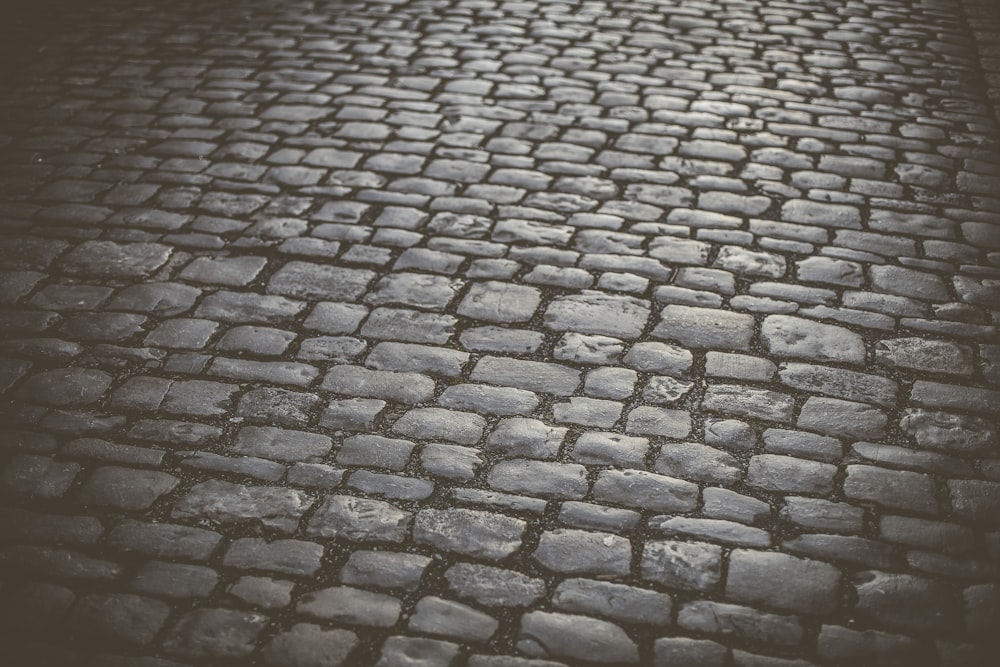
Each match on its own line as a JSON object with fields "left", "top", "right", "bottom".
{"left": 0, "top": 0, "right": 998, "bottom": 664}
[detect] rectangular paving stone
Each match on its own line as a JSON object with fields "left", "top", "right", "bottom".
{"left": 868, "top": 209, "right": 954, "bottom": 239}
{"left": 553, "top": 578, "right": 672, "bottom": 626}
{"left": 641, "top": 539, "right": 723, "bottom": 592}
{"left": 231, "top": 426, "right": 332, "bottom": 462}
{"left": 747, "top": 454, "right": 837, "bottom": 495}
{"left": 458, "top": 281, "right": 542, "bottom": 323}
{"left": 321, "top": 365, "right": 435, "bottom": 404}
{"left": 702, "top": 384, "right": 795, "bottom": 423}
{"left": 761, "top": 315, "right": 866, "bottom": 364}
{"left": 162, "top": 607, "right": 267, "bottom": 660}
{"left": 592, "top": 469, "right": 698, "bottom": 513}
{"left": 408, "top": 596, "right": 498, "bottom": 643}
{"left": 365, "top": 272, "right": 463, "bottom": 311}
{"left": 75, "top": 466, "right": 178, "bottom": 510}
{"left": 171, "top": 480, "right": 312, "bottom": 533}
{"left": 544, "top": 291, "right": 651, "bottom": 340}
{"left": 348, "top": 470, "right": 434, "bottom": 501}
{"left": 180, "top": 256, "right": 267, "bottom": 287}
{"left": 161, "top": 379, "right": 239, "bottom": 417}
{"left": 651, "top": 516, "right": 771, "bottom": 548}
{"left": 337, "top": 434, "right": 415, "bottom": 471}
{"left": 652, "top": 305, "right": 754, "bottom": 351}
{"left": 679, "top": 600, "right": 804, "bottom": 647}
{"left": 875, "top": 338, "right": 975, "bottom": 377}
{"left": 726, "top": 549, "right": 841, "bottom": 614}
{"left": 488, "top": 459, "right": 588, "bottom": 500}
{"left": 869, "top": 265, "right": 950, "bottom": 302}
{"left": 269, "top": 261, "right": 375, "bottom": 301}
{"left": 440, "top": 384, "right": 539, "bottom": 416}
{"left": 306, "top": 495, "right": 412, "bottom": 543}
{"left": 778, "top": 363, "right": 897, "bottom": 407}
{"left": 413, "top": 508, "right": 526, "bottom": 561}
{"left": 947, "top": 479, "right": 1000, "bottom": 526}
{"left": 780, "top": 199, "right": 862, "bottom": 229}
{"left": 303, "top": 302, "right": 369, "bottom": 335}
{"left": 67, "top": 592, "right": 170, "bottom": 646}
{"left": 178, "top": 450, "right": 285, "bottom": 484}
{"left": 909, "top": 381, "right": 1000, "bottom": 415}
{"left": 61, "top": 241, "right": 172, "bottom": 279}
{"left": 654, "top": 442, "right": 741, "bottom": 485}
{"left": 705, "top": 352, "right": 776, "bottom": 381}
{"left": 843, "top": 465, "right": 939, "bottom": 515}
{"left": 365, "top": 342, "right": 468, "bottom": 377}
{"left": 552, "top": 397, "right": 622, "bottom": 429}
{"left": 340, "top": 550, "right": 432, "bottom": 592}
{"left": 797, "top": 397, "right": 888, "bottom": 441}
{"left": 762, "top": 428, "right": 843, "bottom": 463}
{"left": 210, "top": 358, "right": 318, "bottom": 387}
{"left": 1, "top": 507, "right": 103, "bottom": 546}
{"left": 223, "top": 537, "right": 324, "bottom": 576}
{"left": 625, "top": 406, "right": 692, "bottom": 438}
{"left": 516, "top": 611, "right": 639, "bottom": 664}
{"left": 195, "top": 291, "right": 304, "bottom": 324}
{"left": 471, "top": 356, "right": 580, "bottom": 396}
{"left": 107, "top": 520, "right": 222, "bottom": 560}
{"left": 132, "top": 561, "right": 219, "bottom": 599}
{"left": 361, "top": 307, "right": 457, "bottom": 344}
{"left": 532, "top": 528, "right": 631, "bottom": 577}
{"left": 853, "top": 572, "right": 958, "bottom": 633}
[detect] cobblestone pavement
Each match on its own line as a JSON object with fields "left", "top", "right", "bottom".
{"left": 1, "top": 0, "right": 999, "bottom": 665}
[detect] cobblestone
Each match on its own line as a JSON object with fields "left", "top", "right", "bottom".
{"left": 413, "top": 509, "right": 525, "bottom": 562}
{"left": 2, "top": 0, "right": 998, "bottom": 662}
{"left": 298, "top": 586, "right": 402, "bottom": 628}
{"left": 517, "top": 611, "right": 638, "bottom": 664}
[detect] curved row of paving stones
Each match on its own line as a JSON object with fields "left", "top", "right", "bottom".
{"left": 1, "top": 0, "right": 999, "bottom": 665}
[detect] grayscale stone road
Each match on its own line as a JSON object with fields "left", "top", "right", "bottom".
{"left": 1, "top": 0, "right": 999, "bottom": 665}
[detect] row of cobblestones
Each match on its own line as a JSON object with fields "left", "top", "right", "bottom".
{"left": 1, "top": 0, "right": 998, "bottom": 665}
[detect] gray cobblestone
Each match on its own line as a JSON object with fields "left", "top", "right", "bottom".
{"left": 414, "top": 509, "right": 525, "bottom": 561}
{"left": 762, "top": 315, "right": 866, "bottom": 364}
{"left": 376, "top": 636, "right": 460, "bottom": 667}
{"left": 798, "top": 397, "right": 888, "bottom": 440}
{"left": 392, "top": 407, "right": 486, "bottom": 445}
{"left": 471, "top": 356, "right": 580, "bottom": 396}
{"left": 489, "top": 459, "right": 587, "bottom": 499}
{"left": 653, "top": 305, "right": 754, "bottom": 351}
{"left": 553, "top": 396, "right": 623, "bottom": 429}
{"left": 4, "top": 0, "right": 998, "bottom": 661}
{"left": 544, "top": 291, "right": 650, "bottom": 340}
{"left": 172, "top": 480, "right": 311, "bottom": 533}
{"left": 532, "top": 529, "right": 631, "bottom": 577}
{"left": 223, "top": 537, "right": 323, "bottom": 576}
{"left": 554, "top": 578, "right": 671, "bottom": 625}
{"left": 854, "top": 572, "right": 958, "bottom": 632}
{"left": 132, "top": 561, "right": 218, "bottom": 599}
{"left": 163, "top": 608, "right": 266, "bottom": 660}
{"left": 67, "top": 593, "right": 170, "bottom": 647}
{"left": 593, "top": 469, "right": 698, "bottom": 513}
{"left": 261, "top": 624, "right": 358, "bottom": 667}
{"left": 307, "top": 495, "right": 412, "bottom": 543}
{"left": 726, "top": 549, "right": 842, "bottom": 614}
{"left": 228, "top": 576, "right": 294, "bottom": 609}
{"left": 485, "top": 418, "right": 567, "bottom": 460}
{"left": 76, "top": 466, "right": 178, "bottom": 510}
{"left": 844, "top": 465, "right": 939, "bottom": 515}
{"left": 517, "top": 611, "right": 638, "bottom": 664}
{"left": 341, "top": 550, "right": 431, "bottom": 592}
{"left": 679, "top": 600, "right": 804, "bottom": 647}
{"left": 445, "top": 563, "right": 545, "bottom": 608}
{"left": 298, "top": 586, "right": 401, "bottom": 627}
